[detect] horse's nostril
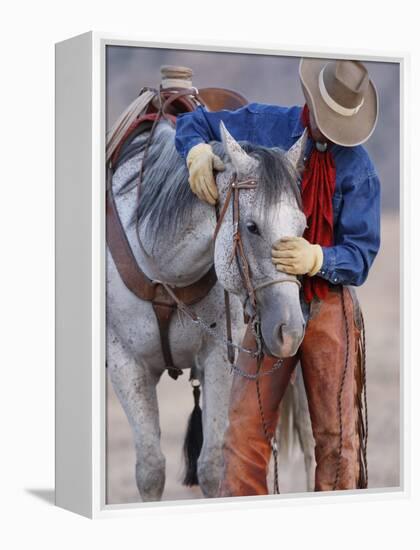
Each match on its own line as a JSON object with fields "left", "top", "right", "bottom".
{"left": 276, "top": 323, "right": 304, "bottom": 347}
{"left": 277, "top": 323, "right": 286, "bottom": 344}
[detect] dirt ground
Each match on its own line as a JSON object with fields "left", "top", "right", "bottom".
{"left": 106, "top": 212, "right": 400, "bottom": 504}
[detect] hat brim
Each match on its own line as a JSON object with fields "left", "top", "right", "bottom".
{"left": 299, "top": 58, "right": 378, "bottom": 147}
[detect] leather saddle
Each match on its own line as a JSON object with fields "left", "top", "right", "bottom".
{"left": 107, "top": 86, "right": 248, "bottom": 379}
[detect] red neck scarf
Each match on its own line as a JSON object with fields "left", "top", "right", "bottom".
{"left": 300, "top": 104, "right": 336, "bottom": 303}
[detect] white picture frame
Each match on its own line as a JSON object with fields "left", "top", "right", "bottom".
{"left": 55, "top": 31, "right": 409, "bottom": 519}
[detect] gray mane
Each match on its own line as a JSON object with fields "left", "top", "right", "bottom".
{"left": 115, "top": 120, "right": 302, "bottom": 239}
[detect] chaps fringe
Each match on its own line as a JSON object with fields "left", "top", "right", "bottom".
{"left": 356, "top": 311, "right": 368, "bottom": 489}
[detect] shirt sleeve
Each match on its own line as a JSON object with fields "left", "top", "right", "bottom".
{"left": 175, "top": 104, "right": 254, "bottom": 160}
{"left": 318, "top": 171, "right": 381, "bottom": 287}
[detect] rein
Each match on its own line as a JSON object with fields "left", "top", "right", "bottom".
{"left": 212, "top": 173, "right": 304, "bottom": 495}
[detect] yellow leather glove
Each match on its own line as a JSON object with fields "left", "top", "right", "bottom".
{"left": 271, "top": 237, "right": 323, "bottom": 276}
{"left": 186, "top": 143, "right": 225, "bottom": 205}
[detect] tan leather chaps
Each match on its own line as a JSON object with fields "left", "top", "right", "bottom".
{"left": 218, "top": 286, "right": 364, "bottom": 496}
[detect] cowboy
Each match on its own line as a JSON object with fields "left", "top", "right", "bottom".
{"left": 174, "top": 58, "right": 380, "bottom": 494}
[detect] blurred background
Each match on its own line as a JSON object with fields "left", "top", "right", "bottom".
{"left": 106, "top": 46, "right": 400, "bottom": 503}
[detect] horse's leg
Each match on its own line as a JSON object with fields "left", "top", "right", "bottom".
{"left": 294, "top": 365, "right": 316, "bottom": 491}
{"left": 195, "top": 347, "right": 232, "bottom": 497}
{"left": 107, "top": 333, "right": 165, "bottom": 502}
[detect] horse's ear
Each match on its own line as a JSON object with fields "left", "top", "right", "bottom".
{"left": 286, "top": 128, "right": 308, "bottom": 172}
{"left": 219, "top": 120, "right": 258, "bottom": 174}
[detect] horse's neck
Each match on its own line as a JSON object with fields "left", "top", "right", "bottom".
{"left": 112, "top": 166, "right": 216, "bottom": 287}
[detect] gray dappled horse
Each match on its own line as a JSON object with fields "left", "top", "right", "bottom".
{"left": 107, "top": 120, "right": 311, "bottom": 501}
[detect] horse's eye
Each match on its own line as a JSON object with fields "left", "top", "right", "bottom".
{"left": 246, "top": 221, "right": 260, "bottom": 235}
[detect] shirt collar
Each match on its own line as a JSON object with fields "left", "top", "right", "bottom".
{"left": 290, "top": 106, "right": 338, "bottom": 152}
{"left": 291, "top": 106, "right": 305, "bottom": 138}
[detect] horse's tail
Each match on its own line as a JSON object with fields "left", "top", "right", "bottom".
{"left": 182, "top": 378, "right": 203, "bottom": 486}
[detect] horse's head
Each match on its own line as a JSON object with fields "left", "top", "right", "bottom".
{"left": 213, "top": 121, "right": 307, "bottom": 358}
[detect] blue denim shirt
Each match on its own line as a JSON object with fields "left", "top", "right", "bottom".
{"left": 175, "top": 103, "right": 381, "bottom": 287}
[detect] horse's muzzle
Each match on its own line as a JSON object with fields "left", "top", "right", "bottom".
{"left": 259, "top": 299, "right": 305, "bottom": 358}
{"left": 269, "top": 322, "right": 305, "bottom": 358}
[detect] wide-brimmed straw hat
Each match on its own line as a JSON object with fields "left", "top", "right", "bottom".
{"left": 299, "top": 58, "right": 378, "bottom": 146}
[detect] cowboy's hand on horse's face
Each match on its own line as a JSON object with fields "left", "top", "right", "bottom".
{"left": 186, "top": 143, "right": 225, "bottom": 205}
{"left": 271, "top": 237, "right": 323, "bottom": 277}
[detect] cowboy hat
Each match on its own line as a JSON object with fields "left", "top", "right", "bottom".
{"left": 299, "top": 58, "right": 378, "bottom": 146}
